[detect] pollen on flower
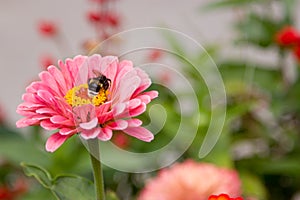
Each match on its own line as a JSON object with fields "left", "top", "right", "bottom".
{"left": 92, "top": 89, "right": 109, "bottom": 106}
{"left": 64, "top": 84, "right": 107, "bottom": 107}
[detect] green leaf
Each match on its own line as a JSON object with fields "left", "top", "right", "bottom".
{"left": 21, "top": 163, "right": 53, "bottom": 188}
{"left": 161, "top": 29, "right": 186, "bottom": 57}
{"left": 106, "top": 191, "right": 120, "bottom": 200}
{"left": 218, "top": 60, "right": 282, "bottom": 92}
{"left": 202, "top": 0, "right": 264, "bottom": 10}
{"left": 235, "top": 13, "right": 280, "bottom": 48}
{"left": 52, "top": 175, "right": 94, "bottom": 200}
{"left": 22, "top": 163, "right": 95, "bottom": 200}
{"left": 240, "top": 171, "right": 268, "bottom": 200}
{"left": 282, "top": 0, "right": 297, "bottom": 24}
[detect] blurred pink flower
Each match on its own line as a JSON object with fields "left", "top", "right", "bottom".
{"left": 138, "top": 160, "right": 242, "bottom": 200}
{"left": 16, "top": 54, "right": 158, "bottom": 152}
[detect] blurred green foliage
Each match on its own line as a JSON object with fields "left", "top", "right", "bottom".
{"left": 1, "top": 0, "right": 300, "bottom": 200}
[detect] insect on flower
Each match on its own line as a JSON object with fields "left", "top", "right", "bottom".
{"left": 87, "top": 70, "right": 111, "bottom": 98}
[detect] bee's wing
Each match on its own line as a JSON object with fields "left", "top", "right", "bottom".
{"left": 92, "top": 69, "right": 102, "bottom": 77}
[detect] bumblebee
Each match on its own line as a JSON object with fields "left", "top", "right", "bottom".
{"left": 87, "top": 71, "right": 111, "bottom": 98}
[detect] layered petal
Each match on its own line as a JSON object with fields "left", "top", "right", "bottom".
{"left": 123, "top": 127, "right": 154, "bottom": 142}
{"left": 45, "top": 133, "right": 72, "bottom": 152}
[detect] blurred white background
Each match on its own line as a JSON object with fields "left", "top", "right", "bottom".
{"left": 0, "top": 0, "right": 233, "bottom": 125}
{"left": 0, "top": 0, "right": 299, "bottom": 125}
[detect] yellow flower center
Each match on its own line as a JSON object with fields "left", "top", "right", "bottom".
{"left": 64, "top": 84, "right": 108, "bottom": 107}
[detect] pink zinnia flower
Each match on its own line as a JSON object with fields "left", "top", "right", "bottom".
{"left": 138, "top": 160, "right": 242, "bottom": 200}
{"left": 16, "top": 54, "right": 158, "bottom": 152}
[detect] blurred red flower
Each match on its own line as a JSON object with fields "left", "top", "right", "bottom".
{"left": 275, "top": 26, "right": 300, "bottom": 46}
{"left": 112, "top": 132, "right": 130, "bottom": 149}
{"left": 293, "top": 45, "right": 300, "bottom": 62}
{"left": 87, "top": 11, "right": 103, "bottom": 23}
{"left": 209, "top": 193, "right": 243, "bottom": 200}
{"left": 40, "top": 54, "right": 55, "bottom": 70}
{"left": 147, "top": 49, "right": 163, "bottom": 62}
{"left": 106, "top": 13, "right": 120, "bottom": 27}
{"left": 0, "top": 103, "right": 5, "bottom": 125}
{"left": 38, "top": 21, "right": 58, "bottom": 37}
{"left": 0, "top": 178, "right": 28, "bottom": 200}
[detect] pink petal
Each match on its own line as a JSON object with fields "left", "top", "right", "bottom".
{"left": 26, "top": 81, "right": 49, "bottom": 93}
{"left": 37, "top": 90, "right": 55, "bottom": 104}
{"left": 65, "top": 57, "right": 81, "bottom": 84}
{"left": 95, "top": 101, "right": 111, "bottom": 116}
{"left": 16, "top": 110, "right": 35, "bottom": 116}
{"left": 73, "top": 104, "right": 96, "bottom": 124}
{"left": 87, "top": 54, "right": 102, "bottom": 77}
{"left": 98, "top": 111, "right": 113, "bottom": 125}
{"left": 112, "top": 69, "right": 141, "bottom": 104}
{"left": 59, "top": 128, "right": 77, "bottom": 135}
{"left": 103, "top": 57, "right": 118, "bottom": 83}
{"left": 31, "top": 114, "right": 49, "bottom": 121}
{"left": 136, "top": 95, "right": 151, "bottom": 104}
{"left": 118, "top": 74, "right": 141, "bottom": 102}
{"left": 39, "top": 71, "right": 61, "bottom": 95}
{"left": 98, "top": 56, "right": 118, "bottom": 75}
{"left": 142, "top": 90, "right": 159, "bottom": 100}
{"left": 22, "top": 93, "right": 40, "bottom": 104}
{"left": 114, "top": 60, "right": 133, "bottom": 86}
{"left": 129, "top": 103, "right": 146, "bottom": 117}
{"left": 58, "top": 60, "right": 72, "bottom": 89}
{"left": 50, "top": 115, "right": 74, "bottom": 126}
{"left": 132, "top": 68, "right": 152, "bottom": 97}
{"left": 80, "top": 128, "right": 101, "bottom": 139}
{"left": 107, "top": 120, "right": 128, "bottom": 130}
{"left": 98, "top": 128, "right": 113, "bottom": 141}
{"left": 79, "top": 117, "right": 98, "bottom": 130}
{"left": 48, "top": 65, "right": 68, "bottom": 94}
{"left": 128, "top": 99, "right": 142, "bottom": 110}
{"left": 112, "top": 103, "right": 126, "bottom": 116}
{"left": 123, "top": 127, "right": 154, "bottom": 142}
{"left": 41, "top": 120, "right": 60, "bottom": 130}
{"left": 16, "top": 118, "right": 39, "bottom": 128}
{"left": 50, "top": 115, "right": 68, "bottom": 123}
{"left": 127, "top": 118, "right": 142, "bottom": 127}
{"left": 113, "top": 101, "right": 145, "bottom": 119}
{"left": 75, "top": 58, "right": 89, "bottom": 86}
{"left": 36, "top": 108, "right": 56, "bottom": 114}
{"left": 46, "top": 132, "right": 71, "bottom": 152}
{"left": 17, "top": 102, "right": 43, "bottom": 110}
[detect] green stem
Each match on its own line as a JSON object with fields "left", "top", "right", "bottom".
{"left": 88, "top": 139, "right": 106, "bottom": 200}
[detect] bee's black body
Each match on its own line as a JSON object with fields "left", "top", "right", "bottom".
{"left": 87, "top": 74, "right": 111, "bottom": 97}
